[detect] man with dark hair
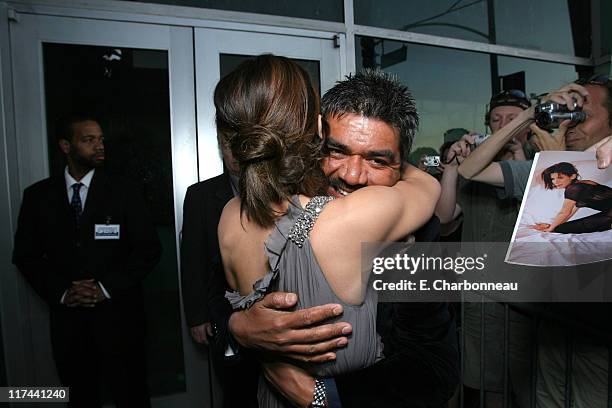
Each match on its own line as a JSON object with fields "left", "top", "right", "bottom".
{"left": 454, "top": 78, "right": 612, "bottom": 408}
{"left": 560, "top": 76, "right": 612, "bottom": 151}
{"left": 320, "top": 69, "right": 418, "bottom": 167}
{"left": 227, "top": 70, "right": 458, "bottom": 407}
{"left": 13, "top": 115, "right": 161, "bottom": 407}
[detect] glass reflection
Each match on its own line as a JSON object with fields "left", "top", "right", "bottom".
{"left": 43, "top": 43, "right": 186, "bottom": 397}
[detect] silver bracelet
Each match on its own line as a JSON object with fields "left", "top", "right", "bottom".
{"left": 309, "top": 378, "right": 326, "bottom": 407}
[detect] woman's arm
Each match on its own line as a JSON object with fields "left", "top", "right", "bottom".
{"left": 326, "top": 163, "right": 441, "bottom": 244}
{"left": 531, "top": 199, "right": 577, "bottom": 232}
{"left": 340, "top": 168, "right": 441, "bottom": 243}
{"left": 311, "top": 167, "right": 440, "bottom": 304}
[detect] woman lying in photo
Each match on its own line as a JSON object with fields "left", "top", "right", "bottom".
{"left": 531, "top": 162, "right": 612, "bottom": 233}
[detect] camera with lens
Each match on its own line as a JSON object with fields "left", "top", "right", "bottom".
{"left": 422, "top": 155, "right": 440, "bottom": 167}
{"left": 534, "top": 101, "right": 586, "bottom": 129}
{"left": 467, "top": 133, "right": 490, "bottom": 150}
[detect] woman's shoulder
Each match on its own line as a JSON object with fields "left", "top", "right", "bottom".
{"left": 219, "top": 197, "right": 240, "bottom": 223}
{"left": 219, "top": 197, "right": 274, "bottom": 243}
{"left": 565, "top": 181, "right": 595, "bottom": 198}
{"left": 218, "top": 197, "right": 242, "bottom": 242}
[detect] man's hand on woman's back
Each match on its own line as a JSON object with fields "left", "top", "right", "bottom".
{"left": 228, "top": 291, "right": 352, "bottom": 363}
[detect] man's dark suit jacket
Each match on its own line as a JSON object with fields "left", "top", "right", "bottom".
{"left": 12, "top": 170, "right": 161, "bottom": 405}
{"left": 181, "top": 171, "right": 233, "bottom": 331}
{"left": 336, "top": 216, "right": 460, "bottom": 407}
{"left": 180, "top": 171, "right": 258, "bottom": 407}
{"left": 13, "top": 170, "right": 161, "bottom": 310}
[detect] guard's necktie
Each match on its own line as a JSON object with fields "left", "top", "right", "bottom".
{"left": 70, "top": 183, "right": 83, "bottom": 224}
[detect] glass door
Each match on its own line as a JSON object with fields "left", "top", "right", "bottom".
{"left": 8, "top": 13, "right": 202, "bottom": 406}
{"left": 6, "top": 12, "right": 344, "bottom": 407}
{"left": 192, "top": 26, "right": 343, "bottom": 406}
{"left": 194, "top": 28, "right": 344, "bottom": 180}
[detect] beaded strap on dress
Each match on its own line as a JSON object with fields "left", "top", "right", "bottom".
{"left": 288, "top": 196, "right": 335, "bottom": 248}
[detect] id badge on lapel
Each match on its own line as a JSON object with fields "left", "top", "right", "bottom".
{"left": 95, "top": 216, "right": 120, "bottom": 240}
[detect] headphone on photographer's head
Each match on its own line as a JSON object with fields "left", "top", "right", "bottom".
{"left": 484, "top": 89, "right": 532, "bottom": 127}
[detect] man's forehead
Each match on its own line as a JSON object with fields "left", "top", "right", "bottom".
{"left": 584, "top": 84, "right": 608, "bottom": 108}
{"left": 73, "top": 120, "right": 102, "bottom": 136}
{"left": 490, "top": 105, "right": 523, "bottom": 116}
{"left": 325, "top": 113, "right": 400, "bottom": 153}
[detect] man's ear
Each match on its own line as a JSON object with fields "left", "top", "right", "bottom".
{"left": 58, "top": 139, "right": 71, "bottom": 155}
{"left": 317, "top": 114, "right": 323, "bottom": 139}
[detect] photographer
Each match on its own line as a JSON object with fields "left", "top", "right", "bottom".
{"left": 457, "top": 78, "right": 612, "bottom": 408}
{"left": 454, "top": 103, "right": 536, "bottom": 201}
{"left": 435, "top": 89, "right": 532, "bottom": 237}
{"left": 435, "top": 90, "right": 534, "bottom": 408}
{"left": 458, "top": 80, "right": 607, "bottom": 198}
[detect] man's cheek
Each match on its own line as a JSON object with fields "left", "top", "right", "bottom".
{"left": 372, "top": 168, "right": 400, "bottom": 187}
{"left": 321, "top": 157, "right": 336, "bottom": 177}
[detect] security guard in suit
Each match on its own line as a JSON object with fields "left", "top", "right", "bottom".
{"left": 13, "top": 114, "right": 161, "bottom": 408}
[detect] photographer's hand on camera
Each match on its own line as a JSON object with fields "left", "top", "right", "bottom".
{"left": 530, "top": 122, "right": 568, "bottom": 152}
{"left": 446, "top": 133, "right": 476, "bottom": 166}
{"left": 529, "top": 83, "right": 590, "bottom": 152}
{"left": 543, "top": 83, "right": 589, "bottom": 109}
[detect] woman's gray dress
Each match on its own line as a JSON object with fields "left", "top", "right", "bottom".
{"left": 226, "top": 196, "right": 383, "bottom": 407}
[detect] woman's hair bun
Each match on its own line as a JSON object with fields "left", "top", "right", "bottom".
{"left": 231, "top": 123, "right": 284, "bottom": 165}
{"left": 213, "top": 54, "right": 327, "bottom": 227}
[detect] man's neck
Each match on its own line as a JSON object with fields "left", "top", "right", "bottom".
{"left": 67, "top": 163, "right": 93, "bottom": 181}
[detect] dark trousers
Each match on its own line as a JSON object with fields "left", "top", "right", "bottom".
{"left": 336, "top": 303, "right": 460, "bottom": 407}
{"left": 50, "top": 307, "right": 150, "bottom": 408}
{"left": 554, "top": 210, "right": 612, "bottom": 234}
{"left": 335, "top": 343, "right": 459, "bottom": 407}
{"left": 209, "top": 343, "right": 258, "bottom": 408}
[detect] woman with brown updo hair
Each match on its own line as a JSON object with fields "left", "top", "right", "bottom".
{"left": 216, "top": 55, "right": 440, "bottom": 407}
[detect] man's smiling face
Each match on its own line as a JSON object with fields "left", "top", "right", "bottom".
{"left": 321, "top": 113, "right": 402, "bottom": 197}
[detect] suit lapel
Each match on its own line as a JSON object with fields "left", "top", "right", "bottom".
{"left": 80, "top": 170, "right": 105, "bottom": 227}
